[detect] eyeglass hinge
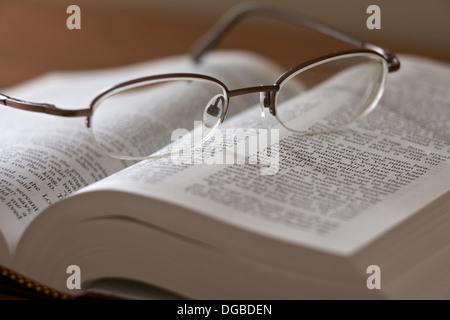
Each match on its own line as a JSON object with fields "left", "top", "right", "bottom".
{"left": 0, "top": 93, "right": 8, "bottom": 106}
{"left": 363, "top": 42, "right": 400, "bottom": 72}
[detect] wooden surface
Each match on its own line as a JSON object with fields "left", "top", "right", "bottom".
{"left": 0, "top": 1, "right": 448, "bottom": 90}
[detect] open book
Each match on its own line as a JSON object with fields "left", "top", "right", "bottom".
{"left": 0, "top": 50, "right": 449, "bottom": 299}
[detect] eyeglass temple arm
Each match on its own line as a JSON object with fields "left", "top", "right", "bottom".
{"left": 190, "top": 2, "right": 400, "bottom": 72}
{"left": 0, "top": 93, "right": 91, "bottom": 117}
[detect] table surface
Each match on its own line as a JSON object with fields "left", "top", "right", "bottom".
{"left": 1, "top": 1, "right": 448, "bottom": 90}
{"left": 0, "top": 0, "right": 448, "bottom": 300}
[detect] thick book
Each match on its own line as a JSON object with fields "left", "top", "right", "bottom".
{"left": 0, "top": 50, "right": 449, "bottom": 300}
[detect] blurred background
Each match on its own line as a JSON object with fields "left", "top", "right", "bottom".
{"left": 0, "top": 0, "right": 449, "bottom": 88}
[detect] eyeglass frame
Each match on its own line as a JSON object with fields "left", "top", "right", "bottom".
{"left": 0, "top": 3, "right": 400, "bottom": 154}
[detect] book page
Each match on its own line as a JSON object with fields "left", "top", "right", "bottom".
{"left": 0, "top": 51, "right": 283, "bottom": 259}
{"left": 86, "top": 55, "right": 450, "bottom": 254}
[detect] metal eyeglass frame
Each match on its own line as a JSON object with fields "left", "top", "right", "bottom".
{"left": 0, "top": 3, "right": 400, "bottom": 158}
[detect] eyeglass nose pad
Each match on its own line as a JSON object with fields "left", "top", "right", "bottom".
{"left": 203, "top": 94, "right": 225, "bottom": 129}
{"left": 259, "top": 91, "right": 269, "bottom": 118}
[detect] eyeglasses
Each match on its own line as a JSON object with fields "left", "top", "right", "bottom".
{"left": 0, "top": 3, "right": 400, "bottom": 161}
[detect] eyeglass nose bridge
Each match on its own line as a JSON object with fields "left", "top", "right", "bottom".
{"left": 227, "top": 85, "right": 279, "bottom": 119}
